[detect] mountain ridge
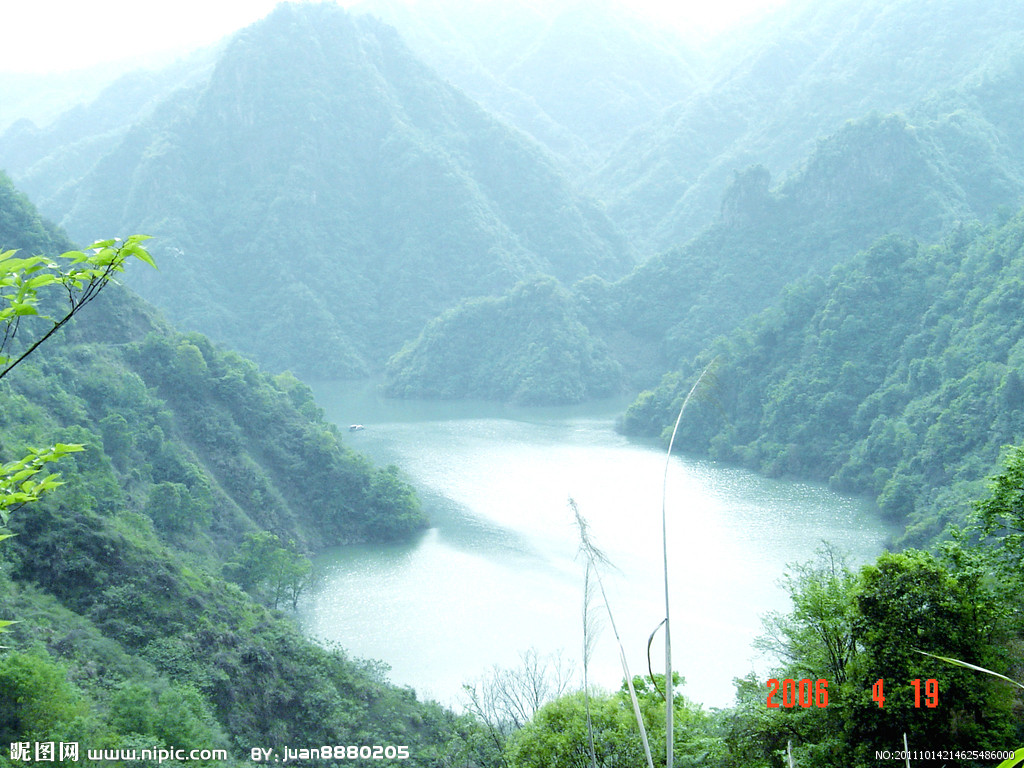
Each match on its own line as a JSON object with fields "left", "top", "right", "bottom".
{"left": 2, "top": 2, "right": 632, "bottom": 379}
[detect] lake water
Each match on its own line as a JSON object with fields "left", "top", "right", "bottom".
{"left": 297, "top": 381, "right": 896, "bottom": 710}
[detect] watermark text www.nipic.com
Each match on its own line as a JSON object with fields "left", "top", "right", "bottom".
{"left": 8, "top": 741, "right": 230, "bottom": 763}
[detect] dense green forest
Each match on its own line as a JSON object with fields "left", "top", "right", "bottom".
{"left": 578, "top": 107, "right": 1016, "bottom": 386}
{"left": 623, "top": 211, "right": 1024, "bottom": 545}
{"left": 0, "top": 174, "right": 494, "bottom": 766}
{"left": 402, "top": 100, "right": 1024, "bottom": 400}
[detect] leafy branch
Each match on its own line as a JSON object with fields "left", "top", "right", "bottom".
{"left": 0, "top": 234, "right": 155, "bottom": 381}
{"left": 0, "top": 443, "right": 85, "bottom": 526}
{"left": 0, "top": 235, "right": 154, "bottom": 640}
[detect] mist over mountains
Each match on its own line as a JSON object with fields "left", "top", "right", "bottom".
{"left": 353, "top": 0, "right": 703, "bottom": 170}
{"left": 4, "top": 0, "right": 1024, "bottom": 475}
{"left": 593, "top": 0, "right": 1024, "bottom": 251}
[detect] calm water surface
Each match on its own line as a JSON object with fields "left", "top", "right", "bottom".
{"left": 298, "top": 381, "right": 896, "bottom": 709}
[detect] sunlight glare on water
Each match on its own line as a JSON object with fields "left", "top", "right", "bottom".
{"left": 297, "top": 381, "right": 895, "bottom": 709}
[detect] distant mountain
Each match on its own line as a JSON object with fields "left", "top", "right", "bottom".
{"left": 580, "top": 106, "right": 1021, "bottom": 388}
{"left": 383, "top": 97, "right": 1024, "bottom": 403}
{"left": 593, "top": 0, "right": 1024, "bottom": 253}
{"left": 354, "top": 0, "right": 703, "bottom": 169}
{"left": 0, "top": 49, "right": 218, "bottom": 206}
{"left": 3, "top": 3, "right": 631, "bottom": 379}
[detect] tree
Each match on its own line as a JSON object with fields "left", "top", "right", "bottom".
{"left": 749, "top": 545, "right": 1016, "bottom": 766}
{"left": 144, "top": 480, "right": 211, "bottom": 534}
{"left": 847, "top": 550, "right": 1014, "bottom": 762}
{"left": 222, "top": 531, "right": 313, "bottom": 609}
{"left": 506, "top": 690, "right": 646, "bottom": 768}
{"left": 751, "top": 547, "right": 862, "bottom": 765}
{"left": 973, "top": 444, "right": 1024, "bottom": 568}
{"left": 267, "top": 545, "right": 313, "bottom": 610}
{"left": 505, "top": 677, "right": 721, "bottom": 768}
{"left": 0, "top": 651, "right": 87, "bottom": 743}
{"left": 463, "top": 648, "right": 576, "bottom": 761}
{"left": 755, "top": 544, "right": 858, "bottom": 686}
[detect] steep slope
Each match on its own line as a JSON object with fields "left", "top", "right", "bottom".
{"left": 8, "top": 3, "right": 631, "bottom": 379}
{"left": 0, "top": 177, "right": 425, "bottom": 555}
{"left": 0, "top": 173, "right": 483, "bottom": 762}
{"left": 622, "top": 212, "right": 1024, "bottom": 545}
{"left": 594, "top": 0, "right": 1024, "bottom": 253}
{"left": 354, "top": 0, "right": 702, "bottom": 168}
{"left": 385, "top": 103, "right": 1020, "bottom": 403}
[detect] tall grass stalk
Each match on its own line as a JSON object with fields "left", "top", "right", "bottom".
{"left": 572, "top": 499, "right": 655, "bottom": 768}
{"left": 914, "top": 648, "right": 1024, "bottom": 690}
{"left": 582, "top": 562, "right": 599, "bottom": 768}
{"left": 660, "top": 363, "right": 716, "bottom": 768}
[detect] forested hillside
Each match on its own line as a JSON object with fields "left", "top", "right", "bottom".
{"left": 0, "top": 174, "right": 489, "bottom": 764}
{"left": 581, "top": 104, "right": 1024, "bottom": 385}
{"left": 384, "top": 277, "right": 622, "bottom": 404}
{"left": 624, "top": 211, "right": 1024, "bottom": 544}
{"left": 358, "top": 0, "right": 1024, "bottom": 405}
{"left": 0, "top": 3, "right": 631, "bottom": 379}
{"left": 429, "top": 100, "right": 1024, "bottom": 401}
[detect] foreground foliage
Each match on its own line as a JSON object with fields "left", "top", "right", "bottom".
{"left": 0, "top": 175, "right": 474, "bottom": 765}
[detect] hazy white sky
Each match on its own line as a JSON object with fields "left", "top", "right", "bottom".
{"left": 0, "top": 0, "right": 785, "bottom": 74}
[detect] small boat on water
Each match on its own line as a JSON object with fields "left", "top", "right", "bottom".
{"left": 349, "top": 424, "right": 365, "bottom": 432}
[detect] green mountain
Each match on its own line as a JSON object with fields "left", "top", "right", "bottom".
{"left": 579, "top": 107, "right": 1009, "bottom": 388}
{"left": 593, "top": 0, "right": 1024, "bottom": 253}
{"left": 386, "top": 98, "right": 1024, "bottom": 403}
{"left": 358, "top": 0, "right": 1024, "bottom": 406}
{"left": 384, "top": 276, "right": 622, "bottom": 404}
{"left": 0, "top": 173, "right": 490, "bottom": 762}
{"left": 3, "top": 3, "right": 631, "bottom": 379}
{"left": 605, "top": 2, "right": 1024, "bottom": 539}
{"left": 623, "top": 211, "right": 1024, "bottom": 544}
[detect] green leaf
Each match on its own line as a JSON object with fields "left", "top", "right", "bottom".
{"left": 25, "top": 274, "right": 58, "bottom": 289}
